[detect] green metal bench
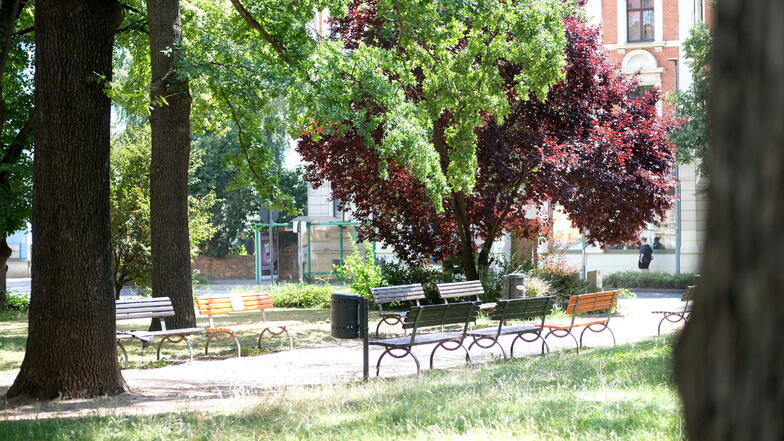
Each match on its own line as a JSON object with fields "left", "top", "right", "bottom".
{"left": 653, "top": 286, "right": 694, "bottom": 335}
{"left": 370, "top": 283, "right": 426, "bottom": 337}
{"left": 467, "top": 296, "right": 555, "bottom": 358}
{"left": 369, "top": 301, "right": 480, "bottom": 375}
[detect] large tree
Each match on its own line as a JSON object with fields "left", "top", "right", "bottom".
{"left": 147, "top": 0, "right": 196, "bottom": 329}
{"left": 0, "top": 0, "right": 33, "bottom": 301}
{"left": 298, "top": 10, "right": 675, "bottom": 277}
{"left": 674, "top": 1, "right": 784, "bottom": 439}
{"left": 6, "top": 0, "right": 127, "bottom": 399}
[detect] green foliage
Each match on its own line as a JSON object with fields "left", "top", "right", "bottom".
{"left": 111, "top": 124, "right": 216, "bottom": 293}
{"left": 268, "top": 283, "right": 333, "bottom": 308}
{"left": 604, "top": 271, "right": 697, "bottom": 290}
{"left": 378, "top": 259, "right": 459, "bottom": 303}
{"left": 296, "top": 0, "right": 574, "bottom": 208}
{"left": 532, "top": 264, "right": 596, "bottom": 307}
{"left": 0, "top": 292, "right": 29, "bottom": 312}
{"left": 523, "top": 275, "right": 553, "bottom": 298}
{"left": 335, "top": 243, "right": 385, "bottom": 299}
{"left": 670, "top": 23, "right": 711, "bottom": 175}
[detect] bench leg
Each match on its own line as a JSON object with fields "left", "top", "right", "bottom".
{"left": 116, "top": 340, "right": 129, "bottom": 368}
{"left": 376, "top": 347, "right": 420, "bottom": 376}
{"left": 258, "top": 327, "right": 293, "bottom": 350}
{"left": 205, "top": 331, "right": 241, "bottom": 358}
{"left": 468, "top": 336, "right": 506, "bottom": 359}
{"left": 156, "top": 334, "right": 194, "bottom": 362}
{"left": 578, "top": 323, "right": 615, "bottom": 349}
{"left": 375, "top": 316, "right": 403, "bottom": 338}
{"left": 430, "top": 340, "right": 471, "bottom": 370}
{"left": 657, "top": 313, "right": 686, "bottom": 336}
{"left": 544, "top": 328, "right": 579, "bottom": 354}
{"left": 510, "top": 331, "right": 549, "bottom": 357}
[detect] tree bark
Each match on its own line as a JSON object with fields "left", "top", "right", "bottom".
{"left": 0, "top": 236, "right": 9, "bottom": 306}
{"left": 674, "top": 1, "right": 784, "bottom": 439}
{"left": 451, "top": 191, "right": 479, "bottom": 280}
{"left": 6, "top": 0, "right": 127, "bottom": 400}
{"left": 147, "top": 0, "right": 195, "bottom": 329}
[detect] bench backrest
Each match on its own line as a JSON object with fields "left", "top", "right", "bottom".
{"left": 194, "top": 293, "right": 273, "bottom": 327}
{"left": 370, "top": 284, "right": 426, "bottom": 313}
{"left": 490, "top": 296, "right": 555, "bottom": 326}
{"left": 435, "top": 280, "right": 484, "bottom": 303}
{"left": 116, "top": 297, "right": 175, "bottom": 330}
{"left": 564, "top": 290, "right": 619, "bottom": 324}
{"left": 403, "top": 301, "right": 479, "bottom": 343}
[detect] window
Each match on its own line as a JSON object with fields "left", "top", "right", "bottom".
{"left": 627, "top": 0, "right": 654, "bottom": 42}
{"left": 629, "top": 85, "right": 655, "bottom": 98}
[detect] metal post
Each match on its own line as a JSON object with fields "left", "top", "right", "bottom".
{"left": 669, "top": 57, "right": 682, "bottom": 274}
{"left": 581, "top": 234, "right": 587, "bottom": 280}
{"left": 269, "top": 224, "right": 275, "bottom": 285}
{"left": 338, "top": 224, "right": 344, "bottom": 267}
{"left": 255, "top": 227, "right": 261, "bottom": 285}
{"left": 372, "top": 241, "right": 377, "bottom": 265}
{"left": 307, "top": 223, "right": 312, "bottom": 277}
{"left": 360, "top": 297, "right": 369, "bottom": 381}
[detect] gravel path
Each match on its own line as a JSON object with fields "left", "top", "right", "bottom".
{"left": 0, "top": 293, "right": 685, "bottom": 420}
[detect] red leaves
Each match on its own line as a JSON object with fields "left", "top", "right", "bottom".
{"left": 297, "top": 7, "right": 675, "bottom": 263}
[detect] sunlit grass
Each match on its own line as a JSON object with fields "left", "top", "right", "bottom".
{"left": 0, "top": 338, "right": 681, "bottom": 440}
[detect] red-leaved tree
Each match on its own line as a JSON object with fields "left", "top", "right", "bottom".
{"left": 298, "top": 4, "right": 676, "bottom": 279}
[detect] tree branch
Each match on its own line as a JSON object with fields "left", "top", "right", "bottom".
{"left": 229, "top": 0, "right": 289, "bottom": 61}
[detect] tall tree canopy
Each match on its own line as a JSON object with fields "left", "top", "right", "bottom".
{"left": 299, "top": 5, "right": 676, "bottom": 277}
{"left": 0, "top": 0, "right": 34, "bottom": 299}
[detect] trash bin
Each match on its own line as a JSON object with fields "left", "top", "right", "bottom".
{"left": 502, "top": 273, "right": 526, "bottom": 299}
{"left": 331, "top": 293, "right": 367, "bottom": 339}
{"left": 331, "top": 293, "right": 370, "bottom": 379}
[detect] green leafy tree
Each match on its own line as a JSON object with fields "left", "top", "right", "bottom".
{"left": 0, "top": 0, "right": 34, "bottom": 301}
{"left": 671, "top": 22, "right": 711, "bottom": 175}
{"left": 336, "top": 242, "right": 385, "bottom": 299}
{"left": 111, "top": 124, "right": 215, "bottom": 299}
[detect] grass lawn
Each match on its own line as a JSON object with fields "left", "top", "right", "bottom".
{"left": 0, "top": 338, "right": 682, "bottom": 441}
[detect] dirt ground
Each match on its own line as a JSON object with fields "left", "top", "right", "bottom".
{"left": 0, "top": 293, "right": 686, "bottom": 421}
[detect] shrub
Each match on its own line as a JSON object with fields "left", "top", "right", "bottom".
{"left": 268, "top": 283, "right": 333, "bottom": 308}
{"left": 1, "top": 292, "right": 30, "bottom": 312}
{"left": 335, "top": 243, "right": 386, "bottom": 299}
{"left": 523, "top": 275, "right": 552, "bottom": 298}
{"left": 532, "top": 264, "right": 596, "bottom": 307}
{"left": 604, "top": 271, "right": 697, "bottom": 289}
{"left": 378, "top": 259, "right": 458, "bottom": 304}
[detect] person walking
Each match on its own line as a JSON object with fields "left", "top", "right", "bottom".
{"left": 638, "top": 237, "right": 653, "bottom": 272}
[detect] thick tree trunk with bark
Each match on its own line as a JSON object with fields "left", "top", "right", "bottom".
{"left": 451, "top": 191, "right": 479, "bottom": 280}
{"left": 674, "top": 1, "right": 784, "bottom": 439}
{"left": 0, "top": 236, "right": 10, "bottom": 303}
{"left": 6, "top": 0, "right": 127, "bottom": 400}
{"left": 147, "top": 0, "right": 195, "bottom": 330}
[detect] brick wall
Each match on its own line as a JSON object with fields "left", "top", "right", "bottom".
{"left": 602, "top": 0, "right": 618, "bottom": 44}
{"left": 192, "top": 255, "right": 255, "bottom": 280}
{"left": 662, "top": 0, "right": 680, "bottom": 41}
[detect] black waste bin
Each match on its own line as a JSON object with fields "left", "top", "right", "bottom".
{"left": 502, "top": 273, "right": 526, "bottom": 299}
{"left": 331, "top": 293, "right": 368, "bottom": 339}
{"left": 331, "top": 293, "right": 370, "bottom": 379}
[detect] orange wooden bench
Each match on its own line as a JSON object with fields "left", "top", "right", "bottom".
{"left": 194, "top": 293, "right": 299, "bottom": 357}
{"left": 536, "top": 290, "right": 620, "bottom": 353}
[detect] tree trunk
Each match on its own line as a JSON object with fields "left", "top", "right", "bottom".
{"left": 674, "top": 1, "right": 784, "bottom": 440}
{"left": 0, "top": 236, "right": 10, "bottom": 306}
{"left": 6, "top": 0, "right": 127, "bottom": 400}
{"left": 147, "top": 0, "right": 195, "bottom": 330}
{"left": 451, "top": 191, "right": 479, "bottom": 280}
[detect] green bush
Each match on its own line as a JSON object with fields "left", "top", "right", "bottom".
{"left": 523, "top": 275, "right": 552, "bottom": 298}
{"left": 268, "top": 283, "right": 333, "bottom": 308}
{"left": 378, "top": 259, "right": 458, "bottom": 304}
{"left": 532, "top": 264, "right": 596, "bottom": 307}
{"left": 604, "top": 271, "right": 697, "bottom": 289}
{"left": 1, "top": 292, "right": 30, "bottom": 312}
{"left": 335, "top": 243, "right": 386, "bottom": 300}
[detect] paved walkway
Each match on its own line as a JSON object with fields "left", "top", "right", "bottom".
{"left": 0, "top": 292, "right": 686, "bottom": 420}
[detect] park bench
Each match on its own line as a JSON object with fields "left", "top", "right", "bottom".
{"left": 369, "top": 284, "right": 427, "bottom": 337}
{"left": 536, "top": 290, "right": 620, "bottom": 354}
{"left": 653, "top": 286, "right": 694, "bottom": 335}
{"left": 115, "top": 297, "right": 204, "bottom": 367}
{"left": 194, "top": 293, "right": 299, "bottom": 357}
{"left": 369, "top": 301, "right": 479, "bottom": 376}
{"left": 435, "top": 280, "right": 496, "bottom": 312}
{"left": 466, "top": 296, "right": 555, "bottom": 358}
